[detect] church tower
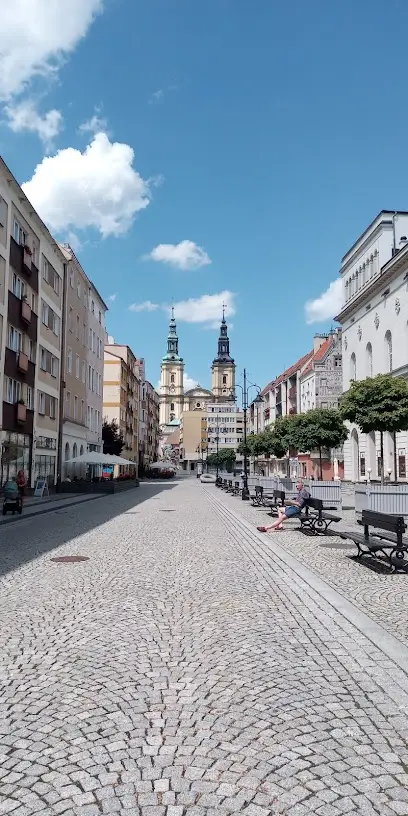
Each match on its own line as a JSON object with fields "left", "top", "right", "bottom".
{"left": 211, "top": 307, "right": 236, "bottom": 402}
{"left": 159, "top": 308, "right": 184, "bottom": 426}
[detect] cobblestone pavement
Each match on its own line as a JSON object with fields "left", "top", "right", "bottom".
{"left": 2, "top": 479, "right": 408, "bottom": 815}
{"left": 212, "top": 485, "right": 408, "bottom": 647}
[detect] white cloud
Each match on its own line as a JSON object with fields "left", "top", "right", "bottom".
{"left": 148, "top": 240, "right": 211, "bottom": 271}
{"left": 172, "top": 290, "right": 236, "bottom": 326}
{"left": 22, "top": 132, "right": 151, "bottom": 238}
{"left": 66, "top": 230, "right": 82, "bottom": 252}
{"left": 79, "top": 111, "right": 108, "bottom": 136}
{"left": 108, "top": 293, "right": 117, "bottom": 302}
{"left": 4, "top": 100, "right": 63, "bottom": 148}
{"left": 184, "top": 373, "right": 199, "bottom": 392}
{"left": 0, "top": 0, "right": 103, "bottom": 101}
{"left": 305, "top": 278, "right": 343, "bottom": 324}
{"left": 129, "top": 300, "right": 159, "bottom": 312}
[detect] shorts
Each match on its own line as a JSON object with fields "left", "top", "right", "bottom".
{"left": 285, "top": 505, "right": 300, "bottom": 518}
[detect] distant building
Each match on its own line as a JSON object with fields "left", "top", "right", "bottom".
{"left": 103, "top": 343, "right": 140, "bottom": 472}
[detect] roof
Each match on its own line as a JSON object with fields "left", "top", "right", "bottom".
{"left": 60, "top": 243, "right": 109, "bottom": 311}
{"left": 341, "top": 210, "right": 408, "bottom": 263}
{"left": 261, "top": 350, "right": 313, "bottom": 395}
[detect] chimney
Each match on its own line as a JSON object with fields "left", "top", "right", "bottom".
{"left": 313, "top": 333, "right": 328, "bottom": 353}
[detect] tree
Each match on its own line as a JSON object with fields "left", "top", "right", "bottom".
{"left": 292, "top": 408, "right": 348, "bottom": 480}
{"left": 102, "top": 418, "right": 125, "bottom": 456}
{"left": 207, "top": 448, "right": 236, "bottom": 472}
{"left": 340, "top": 374, "right": 408, "bottom": 482}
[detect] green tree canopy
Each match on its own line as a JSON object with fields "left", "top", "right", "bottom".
{"left": 340, "top": 374, "right": 408, "bottom": 434}
{"left": 102, "top": 418, "right": 125, "bottom": 456}
{"left": 207, "top": 448, "right": 236, "bottom": 471}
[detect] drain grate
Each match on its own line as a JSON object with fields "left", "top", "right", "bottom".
{"left": 51, "top": 555, "right": 90, "bottom": 563}
{"left": 159, "top": 509, "right": 176, "bottom": 512}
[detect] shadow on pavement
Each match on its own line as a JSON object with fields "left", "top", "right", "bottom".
{"left": 0, "top": 479, "right": 178, "bottom": 579}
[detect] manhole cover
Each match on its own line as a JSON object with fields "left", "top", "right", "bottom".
{"left": 51, "top": 556, "right": 90, "bottom": 563}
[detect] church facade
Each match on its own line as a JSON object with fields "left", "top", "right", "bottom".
{"left": 159, "top": 308, "right": 236, "bottom": 427}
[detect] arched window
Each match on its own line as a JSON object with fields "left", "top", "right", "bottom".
{"left": 385, "top": 331, "right": 392, "bottom": 372}
{"left": 222, "top": 375, "right": 227, "bottom": 384}
{"left": 170, "top": 402, "right": 175, "bottom": 411}
{"left": 170, "top": 374, "right": 175, "bottom": 383}
{"left": 170, "top": 413, "right": 175, "bottom": 421}
{"left": 65, "top": 442, "right": 70, "bottom": 461}
{"left": 345, "top": 280, "right": 349, "bottom": 302}
{"left": 366, "top": 343, "right": 373, "bottom": 377}
{"left": 80, "top": 445, "right": 84, "bottom": 456}
{"left": 73, "top": 443, "right": 77, "bottom": 459}
{"left": 350, "top": 353, "right": 356, "bottom": 382}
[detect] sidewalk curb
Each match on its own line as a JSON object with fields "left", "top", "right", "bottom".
{"left": 0, "top": 494, "right": 103, "bottom": 526}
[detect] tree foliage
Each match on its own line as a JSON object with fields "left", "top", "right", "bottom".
{"left": 340, "top": 375, "right": 408, "bottom": 434}
{"left": 293, "top": 409, "right": 348, "bottom": 453}
{"left": 207, "top": 448, "right": 236, "bottom": 471}
{"left": 102, "top": 418, "right": 125, "bottom": 456}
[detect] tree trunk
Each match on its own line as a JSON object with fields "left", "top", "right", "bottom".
{"left": 319, "top": 446, "right": 323, "bottom": 481}
{"left": 380, "top": 431, "right": 384, "bottom": 485}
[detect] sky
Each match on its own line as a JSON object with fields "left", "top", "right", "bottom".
{"left": 2, "top": 0, "right": 408, "bottom": 394}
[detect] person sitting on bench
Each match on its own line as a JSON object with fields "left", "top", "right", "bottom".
{"left": 257, "top": 482, "right": 310, "bottom": 533}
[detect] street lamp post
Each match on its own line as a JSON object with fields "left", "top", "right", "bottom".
{"left": 215, "top": 414, "right": 220, "bottom": 480}
{"left": 232, "top": 369, "right": 263, "bottom": 500}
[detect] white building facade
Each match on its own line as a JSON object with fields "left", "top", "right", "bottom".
{"left": 338, "top": 210, "right": 408, "bottom": 482}
{"left": 206, "top": 402, "right": 244, "bottom": 467}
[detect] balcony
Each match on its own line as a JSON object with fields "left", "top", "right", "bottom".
{"left": 21, "top": 299, "right": 32, "bottom": 324}
{"left": 18, "top": 352, "right": 28, "bottom": 373}
{"left": 23, "top": 246, "right": 32, "bottom": 270}
{"left": 17, "top": 402, "right": 26, "bottom": 424}
{"left": 289, "top": 386, "right": 297, "bottom": 399}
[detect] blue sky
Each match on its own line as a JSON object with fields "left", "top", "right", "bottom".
{"left": 2, "top": 0, "right": 408, "bottom": 392}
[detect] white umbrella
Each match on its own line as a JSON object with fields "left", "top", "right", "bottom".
{"left": 66, "top": 451, "right": 109, "bottom": 465}
{"left": 149, "top": 461, "right": 176, "bottom": 470}
{"left": 105, "top": 454, "right": 137, "bottom": 466}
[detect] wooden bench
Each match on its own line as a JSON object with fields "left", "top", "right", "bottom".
{"left": 267, "top": 490, "right": 286, "bottom": 516}
{"left": 339, "top": 509, "right": 408, "bottom": 572}
{"left": 251, "top": 485, "right": 264, "bottom": 507}
{"left": 232, "top": 480, "right": 241, "bottom": 496}
{"left": 299, "top": 497, "right": 341, "bottom": 535}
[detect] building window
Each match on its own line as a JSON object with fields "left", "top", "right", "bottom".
{"left": 74, "top": 396, "right": 78, "bottom": 420}
{"left": 77, "top": 279, "right": 81, "bottom": 299}
{"left": 5, "top": 378, "right": 21, "bottom": 404}
{"left": 385, "top": 331, "right": 392, "bottom": 373}
{"left": 7, "top": 325, "right": 22, "bottom": 352}
{"left": 350, "top": 353, "right": 356, "bottom": 382}
{"left": 73, "top": 443, "right": 77, "bottom": 459}
{"left": 76, "top": 315, "right": 80, "bottom": 339}
{"left": 170, "top": 402, "right": 175, "bottom": 411}
{"left": 38, "top": 391, "right": 45, "bottom": 414}
{"left": 171, "top": 374, "right": 175, "bottom": 383}
{"left": 222, "top": 375, "right": 227, "bottom": 384}
{"left": 67, "top": 347, "right": 72, "bottom": 374}
{"left": 12, "top": 273, "right": 25, "bottom": 300}
{"left": 34, "top": 455, "right": 56, "bottom": 485}
{"left": 398, "top": 452, "right": 406, "bottom": 478}
{"left": 75, "top": 354, "right": 80, "bottom": 379}
{"left": 69, "top": 269, "right": 74, "bottom": 288}
{"left": 49, "top": 397, "right": 56, "bottom": 419}
{"left": 26, "top": 386, "right": 34, "bottom": 410}
{"left": 66, "top": 391, "right": 71, "bottom": 417}
{"left": 82, "top": 361, "right": 86, "bottom": 383}
{"left": 81, "top": 400, "right": 85, "bottom": 423}
{"left": 13, "top": 219, "right": 27, "bottom": 246}
{"left": 360, "top": 455, "right": 366, "bottom": 477}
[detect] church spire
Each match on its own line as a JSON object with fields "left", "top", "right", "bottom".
{"left": 163, "top": 307, "right": 183, "bottom": 361}
{"left": 213, "top": 305, "right": 234, "bottom": 364}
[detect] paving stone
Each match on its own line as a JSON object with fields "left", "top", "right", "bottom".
{"left": 2, "top": 481, "right": 408, "bottom": 816}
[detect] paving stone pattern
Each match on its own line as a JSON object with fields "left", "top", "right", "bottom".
{"left": 2, "top": 479, "right": 408, "bottom": 815}
{"left": 213, "top": 485, "right": 408, "bottom": 646}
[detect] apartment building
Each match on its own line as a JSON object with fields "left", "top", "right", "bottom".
{"left": 0, "top": 156, "right": 64, "bottom": 486}
{"left": 206, "top": 403, "right": 244, "bottom": 466}
{"left": 337, "top": 211, "right": 408, "bottom": 481}
{"left": 138, "top": 361, "right": 160, "bottom": 470}
{"left": 103, "top": 342, "right": 140, "bottom": 470}
{"left": 59, "top": 246, "right": 107, "bottom": 477}
{"left": 179, "top": 410, "right": 208, "bottom": 471}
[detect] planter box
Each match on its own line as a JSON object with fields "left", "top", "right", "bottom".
{"left": 355, "top": 483, "right": 408, "bottom": 519}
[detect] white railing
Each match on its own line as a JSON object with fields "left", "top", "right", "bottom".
{"left": 355, "top": 483, "right": 408, "bottom": 518}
